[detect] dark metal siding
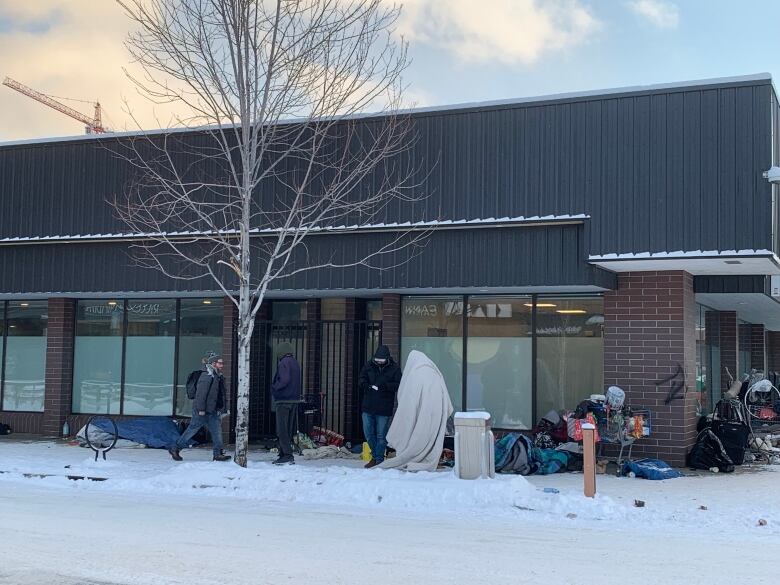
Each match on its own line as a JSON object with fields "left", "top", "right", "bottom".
{"left": 0, "top": 77, "right": 773, "bottom": 261}
{"left": 0, "top": 225, "right": 614, "bottom": 294}
{"left": 694, "top": 275, "right": 768, "bottom": 294}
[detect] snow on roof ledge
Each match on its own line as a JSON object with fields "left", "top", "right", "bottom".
{"left": 589, "top": 249, "right": 774, "bottom": 260}
{"left": 0, "top": 214, "right": 589, "bottom": 244}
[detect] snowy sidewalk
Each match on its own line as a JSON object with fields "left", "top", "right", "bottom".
{"left": 1, "top": 440, "right": 778, "bottom": 536}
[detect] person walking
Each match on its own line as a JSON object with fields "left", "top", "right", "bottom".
{"left": 271, "top": 342, "right": 302, "bottom": 465}
{"left": 168, "top": 352, "right": 231, "bottom": 462}
{"left": 358, "top": 345, "right": 402, "bottom": 468}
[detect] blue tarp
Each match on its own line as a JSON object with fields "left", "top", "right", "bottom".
{"left": 90, "top": 417, "right": 192, "bottom": 449}
{"left": 622, "top": 458, "right": 682, "bottom": 480}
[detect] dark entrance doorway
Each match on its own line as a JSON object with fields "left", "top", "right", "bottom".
{"left": 247, "top": 319, "right": 382, "bottom": 443}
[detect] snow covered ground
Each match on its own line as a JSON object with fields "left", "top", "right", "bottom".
{"left": 0, "top": 441, "right": 778, "bottom": 585}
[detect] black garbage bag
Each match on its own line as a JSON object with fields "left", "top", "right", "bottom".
{"left": 688, "top": 429, "right": 735, "bottom": 473}
{"left": 710, "top": 420, "right": 750, "bottom": 465}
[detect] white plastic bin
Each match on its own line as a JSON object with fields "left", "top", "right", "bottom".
{"left": 454, "top": 411, "right": 495, "bottom": 480}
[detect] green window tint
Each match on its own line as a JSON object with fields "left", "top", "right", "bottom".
{"left": 122, "top": 300, "right": 177, "bottom": 416}
{"left": 466, "top": 297, "right": 533, "bottom": 429}
{"left": 401, "top": 297, "right": 463, "bottom": 410}
{"left": 72, "top": 300, "right": 123, "bottom": 414}
{"left": 535, "top": 297, "right": 604, "bottom": 417}
{"left": 176, "top": 299, "right": 223, "bottom": 415}
{"left": 2, "top": 301, "right": 47, "bottom": 412}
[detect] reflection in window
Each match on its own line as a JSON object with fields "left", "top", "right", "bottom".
{"left": 535, "top": 297, "right": 604, "bottom": 417}
{"left": 2, "top": 301, "right": 47, "bottom": 412}
{"left": 123, "top": 300, "right": 177, "bottom": 416}
{"left": 401, "top": 297, "right": 463, "bottom": 409}
{"left": 176, "top": 299, "right": 223, "bottom": 415}
{"left": 466, "top": 297, "right": 532, "bottom": 429}
{"left": 72, "top": 300, "right": 124, "bottom": 414}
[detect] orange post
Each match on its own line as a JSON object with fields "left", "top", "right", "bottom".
{"left": 582, "top": 423, "right": 596, "bottom": 498}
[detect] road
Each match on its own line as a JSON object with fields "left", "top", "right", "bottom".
{"left": 0, "top": 481, "right": 773, "bottom": 585}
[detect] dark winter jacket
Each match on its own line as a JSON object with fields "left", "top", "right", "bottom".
{"left": 359, "top": 345, "right": 402, "bottom": 416}
{"left": 193, "top": 366, "right": 226, "bottom": 414}
{"left": 271, "top": 354, "right": 302, "bottom": 402}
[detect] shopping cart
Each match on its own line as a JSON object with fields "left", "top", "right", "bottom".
{"left": 595, "top": 406, "right": 652, "bottom": 468}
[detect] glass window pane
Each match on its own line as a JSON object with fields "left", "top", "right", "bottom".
{"left": 366, "top": 300, "right": 382, "bottom": 321}
{"left": 72, "top": 300, "right": 124, "bottom": 414}
{"left": 704, "top": 309, "right": 721, "bottom": 414}
{"left": 535, "top": 297, "right": 604, "bottom": 419}
{"left": 176, "top": 299, "right": 223, "bottom": 416}
{"left": 401, "top": 297, "right": 463, "bottom": 410}
{"left": 738, "top": 321, "right": 752, "bottom": 378}
{"left": 466, "top": 297, "right": 532, "bottom": 429}
{"left": 123, "top": 300, "right": 176, "bottom": 416}
{"left": 2, "top": 301, "right": 47, "bottom": 412}
{"left": 272, "top": 301, "right": 305, "bottom": 321}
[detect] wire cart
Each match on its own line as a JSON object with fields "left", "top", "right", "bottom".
{"left": 594, "top": 406, "right": 652, "bottom": 468}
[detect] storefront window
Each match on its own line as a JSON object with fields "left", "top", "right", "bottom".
{"left": 73, "top": 299, "right": 214, "bottom": 416}
{"left": 123, "top": 300, "right": 177, "bottom": 416}
{"left": 535, "top": 297, "right": 604, "bottom": 419}
{"left": 176, "top": 299, "right": 223, "bottom": 415}
{"left": 696, "top": 304, "right": 721, "bottom": 415}
{"left": 466, "top": 297, "right": 532, "bottom": 429}
{"left": 2, "top": 301, "right": 47, "bottom": 412}
{"left": 72, "top": 300, "right": 124, "bottom": 414}
{"left": 401, "top": 296, "right": 463, "bottom": 409}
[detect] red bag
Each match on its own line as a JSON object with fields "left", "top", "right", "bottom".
{"left": 758, "top": 407, "right": 776, "bottom": 420}
{"left": 567, "top": 413, "right": 601, "bottom": 442}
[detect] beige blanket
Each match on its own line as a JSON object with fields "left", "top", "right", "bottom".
{"left": 379, "top": 350, "right": 454, "bottom": 472}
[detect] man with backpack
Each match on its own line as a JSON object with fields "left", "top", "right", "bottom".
{"left": 168, "top": 352, "right": 231, "bottom": 462}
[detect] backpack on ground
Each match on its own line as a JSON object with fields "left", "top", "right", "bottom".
{"left": 185, "top": 370, "right": 203, "bottom": 400}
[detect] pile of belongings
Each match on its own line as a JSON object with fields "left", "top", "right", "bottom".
{"left": 301, "top": 445, "right": 361, "bottom": 460}
{"left": 495, "top": 432, "right": 571, "bottom": 475}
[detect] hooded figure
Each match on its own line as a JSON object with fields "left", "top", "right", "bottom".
{"left": 270, "top": 342, "right": 302, "bottom": 465}
{"left": 358, "top": 344, "right": 402, "bottom": 467}
{"left": 378, "top": 350, "right": 453, "bottom": 472}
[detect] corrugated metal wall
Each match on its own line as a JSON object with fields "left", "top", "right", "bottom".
{"left": 0, "top": 76, "right": 774, "bottom": 274}
{"left": 0, "top": 224, "right": 614, "bottom": 294}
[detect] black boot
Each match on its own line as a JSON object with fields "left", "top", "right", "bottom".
{"left": 272, "top": 455, "right": 295, "bottom": 465}
{"left": 213, "top": 451, "right": 231, "bottom": 462}
{"left": 168, "top": 448, "right": 183, "bottom": 461}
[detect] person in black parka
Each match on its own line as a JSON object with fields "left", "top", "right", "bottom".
{"left": 271, "top": 342, "right": 302, "bottom": 465}
{"left": 358, "top": 345, "right": 402, "bottom": 468}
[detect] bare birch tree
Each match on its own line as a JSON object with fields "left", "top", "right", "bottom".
{"left": 113, "top": 0, "right": 424, "bottom": 466}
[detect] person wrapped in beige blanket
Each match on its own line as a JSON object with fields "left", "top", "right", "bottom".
{"left": 378, "top": 350, "right": 454, "bottom": 472}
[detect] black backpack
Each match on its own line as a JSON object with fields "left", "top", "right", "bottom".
{"left": 185, "top": 370, "right": 203, "bottom": 399}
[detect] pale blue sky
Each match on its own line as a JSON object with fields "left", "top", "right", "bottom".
{"left": 1, "top": 1, "right": 780, "bottom": 140}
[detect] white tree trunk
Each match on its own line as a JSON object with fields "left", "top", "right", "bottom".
{"left": 234, "top": 291, "right": 253, "bottom": 467}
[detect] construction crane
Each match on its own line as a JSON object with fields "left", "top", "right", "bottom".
{"left": 2, "top": 77, "right": 110, "bottom": 134}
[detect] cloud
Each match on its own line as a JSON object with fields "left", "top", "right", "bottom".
{"left": 0, "top": 0, "right": 178, "bottom": 141}
{"left": 392, "top": 0, "right": 600, "bottom": 66}
{"left": 627, "top": 0, "right": 679, "bottom": 29}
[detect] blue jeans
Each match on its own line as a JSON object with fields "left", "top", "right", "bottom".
{"left": 175, "top": 410, "right": 224, "bottom": 456}
{"left": 362, "top": 413, "right": 391, "bottom": 463}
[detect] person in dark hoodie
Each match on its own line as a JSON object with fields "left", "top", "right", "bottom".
{"left": 169, "top": 352, "right": 231, "bottom": 462}
{"left": 358, "top": 345, "right": 402, "bottom": 468}
{"left": 271, "top": 342, "right": 302, "bottom": 465}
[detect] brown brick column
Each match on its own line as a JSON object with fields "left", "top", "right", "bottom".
{"left": 42, "top": 298, "right": 75, "bottom": 438}
{"left": 750, "top": 324, "right": 766, "bottom": 372}
{"left": 381, "top": 293, "right": 401, "bottom": 361}
{"left": 221, "top": 297, "right": 237, "bottom": 447}
{"left": 603, "top": 271, "right": 697, "bottom": 466}
{"left": 718, "top": 311, "right": 738, "bottom": 387}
